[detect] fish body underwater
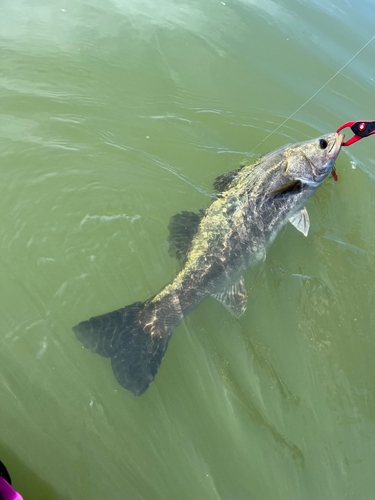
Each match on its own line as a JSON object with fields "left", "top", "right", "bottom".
{"left": 73, "top": 132, "right": 344, "bottom": 396}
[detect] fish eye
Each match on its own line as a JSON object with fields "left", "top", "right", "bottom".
{"left": 319, "top": 139, "right": 328, "bottom": 149}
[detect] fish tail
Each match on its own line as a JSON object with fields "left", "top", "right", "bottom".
{"left": 73, "top": 297, "right": 180, "bottom": 396}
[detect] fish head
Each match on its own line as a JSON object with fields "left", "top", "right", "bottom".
{"left": 283, "top": 132, "right": 344, "bottom": 187}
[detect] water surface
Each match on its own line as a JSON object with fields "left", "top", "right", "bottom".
{"left": 1, "top": 1, "right": 375, "bottom": 499}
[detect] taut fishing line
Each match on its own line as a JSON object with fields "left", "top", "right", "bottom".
{"left": 250, "top": 33, "right": 375, "bottom": 153}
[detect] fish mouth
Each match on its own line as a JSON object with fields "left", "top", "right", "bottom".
{"left": 298, "top": 132, "right": 345, "bottom": 186}
{"left": 328, "top": 132, "right": 345, "bottom": 159}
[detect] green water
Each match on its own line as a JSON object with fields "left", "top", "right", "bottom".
{"left": 1, "top": 1, "right": 375, "bottom": 499}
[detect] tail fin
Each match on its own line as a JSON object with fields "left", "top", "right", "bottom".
{"left": 73, "top": 300, "right": 175, "bottom": 396}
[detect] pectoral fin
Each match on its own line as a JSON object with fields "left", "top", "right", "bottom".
{"left": 289, "top": 207, "right": 310, "bottom": 237}
{"left": 212, "top": 276, "right": 248, "bottom": 317}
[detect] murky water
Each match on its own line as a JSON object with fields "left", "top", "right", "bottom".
{"left": 1, "top": 1, "right": 375, "bottom": 499}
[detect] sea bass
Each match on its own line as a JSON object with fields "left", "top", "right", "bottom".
{"left": 73, "top": 132, "right": 344, "bottom": 396}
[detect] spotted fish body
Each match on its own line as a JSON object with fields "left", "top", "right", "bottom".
{"left": 73, "top": 132, "right": 344, "bottom": 395}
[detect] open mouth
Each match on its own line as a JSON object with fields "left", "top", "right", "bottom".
{"left": 328, "top": 133, "right": 345, "bottom": 159}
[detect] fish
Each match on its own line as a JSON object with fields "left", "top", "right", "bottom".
{"left": 73, "top": 132, "right": 344, "bottom": 396}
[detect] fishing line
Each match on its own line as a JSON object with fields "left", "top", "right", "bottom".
{"left": 250, "top": 32, "right": 375, "bottom": 153}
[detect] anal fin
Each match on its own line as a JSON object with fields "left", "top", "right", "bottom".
{"left": 212, "top": 276, "right": 248, "bottom": 317}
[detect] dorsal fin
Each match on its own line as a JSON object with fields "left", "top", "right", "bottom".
{"left": 168, "top": 210, "right": 204, "bottom": 261}
{"left": 213, "top": 165, "right": 244, "bottom": 193}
